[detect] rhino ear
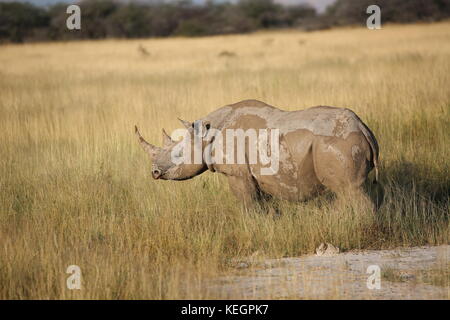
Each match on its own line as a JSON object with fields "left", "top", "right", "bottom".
{"left": 162, "top": 129, "right": 174, "bottom": 147}
{"left": 135, "top": 125, "right": 161, "bottom": 159}
{"left": 178, "top": 118, "right": 193, "bottom": 129}
{"left": 193, "top": 120, "right": 211, "bottom": 138}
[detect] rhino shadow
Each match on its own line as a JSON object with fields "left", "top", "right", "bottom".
{"left": 382, "top": 159, "right": 449, "bottom": 207}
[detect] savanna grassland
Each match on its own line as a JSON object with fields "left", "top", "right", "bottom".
{"left": 0, "top": 22, "right": 449, "bottom": 299}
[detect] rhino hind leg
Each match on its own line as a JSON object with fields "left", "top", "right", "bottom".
{"left": 365, "top": 180, "right": 384, "bottom": 211}
{"left": 312, "top": 135, "right": 378, "bottom": 212}
{"left": 337, "top": 186, "right": 376, "bottom": 213}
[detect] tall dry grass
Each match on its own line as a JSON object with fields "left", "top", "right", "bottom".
{"left": 0, "top": 22, "right": 449, "bottom": 299}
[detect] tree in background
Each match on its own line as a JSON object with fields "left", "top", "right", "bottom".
{"left": 108, "top": 3, "right": 153, "bottom": 38}
{"left": 238, "top": 0, "right": 282, "bottom": 28}
{"left": 0, "top": 2, "right": 49, "bottom": 42}
{"left": 1, "top": 0, "right": 449, "bottom": 43}
{"left": 325, "top": 0, "right": 450, "bottom": 26}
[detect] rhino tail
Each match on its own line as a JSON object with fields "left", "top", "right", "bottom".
{"left": 358, "top": 122, "right": 379, "bottom": 184}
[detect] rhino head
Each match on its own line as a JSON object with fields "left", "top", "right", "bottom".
{"left": 135, "top": 119, "right": 211, "bottom": 181}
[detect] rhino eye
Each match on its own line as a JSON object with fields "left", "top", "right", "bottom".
{"left": 174, "top": 149, "right": 183, "bottom": 158}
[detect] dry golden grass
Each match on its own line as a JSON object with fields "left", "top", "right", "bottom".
{"left": 0, "top": 22, "right": 449, "bottom": 299}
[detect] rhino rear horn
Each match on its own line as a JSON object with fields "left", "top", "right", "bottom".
{"left": 135, "top": 125, "right": 161, "bottom": 159}
{"left": 178, "top": 118, "right": 193, "bottom": 129}
{"left": 162, "top": 128, "right": 174, "bottom": 147}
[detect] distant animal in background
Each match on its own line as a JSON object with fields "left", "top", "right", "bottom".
{"left": 138, "top": 44, "right": 150, "bottom": 56}
{"left": 218, "top": 50, "right": 236, "bottom": 58}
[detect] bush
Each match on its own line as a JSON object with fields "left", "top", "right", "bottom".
{"left": 325, "top": 0, "right": 450, "bottom": 27}
{"left": 0, "top": 0, "right": 318, "bottom": 42}
{"left": 108, "top": 4, "right": 153, "bottom": 38}
{"left": 0, "top": 2, "right": 49, "bottom": 43}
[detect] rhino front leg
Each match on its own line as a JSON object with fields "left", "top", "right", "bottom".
{"left": 227, "top": 175, "right": 277, "bottom": 215}
{"left": 227, "top": 175, "right": 260, "bottom": 210}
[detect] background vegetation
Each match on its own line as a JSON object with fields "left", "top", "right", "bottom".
{"left": 1, "top": 0, "right": 449, "bottom": 43}
{"left": 0, "top": 20, "right": 449, "bottom": 298}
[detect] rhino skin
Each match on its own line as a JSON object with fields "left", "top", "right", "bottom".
{"left": 135, "top": 99, "right": 381, "bottom": 212}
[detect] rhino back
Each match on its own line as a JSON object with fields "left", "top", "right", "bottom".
{"left": 205, "top": 100, "right": 362, "bottom": 140}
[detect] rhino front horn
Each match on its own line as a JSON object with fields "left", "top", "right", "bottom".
{"left": 134, "top": 125, "right": 161, "bottom": 159}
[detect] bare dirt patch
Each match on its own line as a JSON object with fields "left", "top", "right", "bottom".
{"left": 208, "top": 245, "right": 450, "bottom": 299}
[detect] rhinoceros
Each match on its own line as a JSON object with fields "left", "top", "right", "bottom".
{"left": 135, "top": 99, "right": 380, "bottom": 211}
